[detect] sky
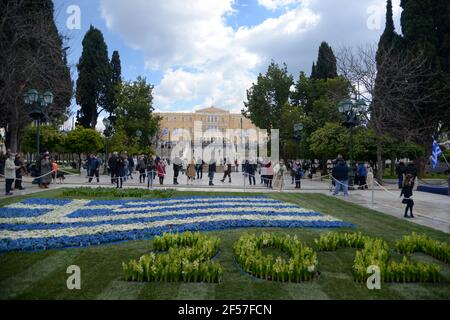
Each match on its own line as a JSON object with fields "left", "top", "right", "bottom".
{"left": 53, "top": 0, "right": 402, "bottom": 128}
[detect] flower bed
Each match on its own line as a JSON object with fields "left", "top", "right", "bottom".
{"left": 234, "top": 233, "right": 318, "bottom": 282}
{"left": 315, "top": 232, "right": 443, "bottom": 283}
{"left": 62, "top": 187, "right": 175, "bottom": 198}
{"left": 0, "top": 196, "right": 352, "bottom": 252}
{"left": 122, "top": 232, "right": 223, "bottom": 283}
{"left": 396, "top": 233, "right": 450, "bottom": 264}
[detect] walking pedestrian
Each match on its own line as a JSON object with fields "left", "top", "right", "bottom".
{"left": 128, "top": 155, "right": 135, "bottom": 180}
{"left": 265, "top": 160, "right": 274, "bottom": 189}
{"left": 88, "top": 154, "right": 101, "bottom": 183}
{"left": 108, "top": 152, "right": 118, "bottom": 184}
{"left": 400, "top": 174, "right": 415, "bottom": 218}
{"left": 221, "top": 158, "right": 232, "bottom": 183}
{"left": 332, "top": 155, "right": 349, "bottom": 196}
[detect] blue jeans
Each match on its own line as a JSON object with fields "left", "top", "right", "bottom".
{"left": 334, "top": 180, "right": 349, "bottom": 196}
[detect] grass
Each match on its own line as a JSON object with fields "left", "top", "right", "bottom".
{"left": 0, "top": 189, "right": 449, "bottom": 300}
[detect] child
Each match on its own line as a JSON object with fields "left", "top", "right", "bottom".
{"left": 400, "top": 174, "right": 415, "bottom": 218}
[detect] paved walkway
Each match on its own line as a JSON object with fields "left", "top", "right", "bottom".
{"left": 1, "top": 168, "right": 449, "bottom": 234}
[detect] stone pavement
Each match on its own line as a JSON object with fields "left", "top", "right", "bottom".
{"left": 1, "top": 167, "right": 449, "bottom": 234}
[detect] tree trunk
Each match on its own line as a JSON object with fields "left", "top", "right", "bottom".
{"left": 8, "top": 124, "right": 20, "bottom": 153}
{"left": 376, "top": 135, "right": 384, "bottom": 183}
{"left": 390, "top": 157, "right": 395, "bottom": 176}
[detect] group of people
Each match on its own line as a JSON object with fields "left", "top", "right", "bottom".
{"left": 2, "top": 149, "right": 66, "bottom": 196}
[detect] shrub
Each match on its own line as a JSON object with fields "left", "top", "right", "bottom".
{"left": 62, "top": 187, "right": 175, "bottom": 198}
{"left": 122, "top": 232, "right": 223, "bottom": 283}
{"left": 396, "top": 233, "right": 450, "bottom": 264}
{"left": 315, "top": 232, "right": 443, "bottom": 283}
{"left": 234, "top": 233, "right": 318, "bottom": 282}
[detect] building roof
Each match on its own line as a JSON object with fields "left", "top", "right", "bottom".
{"left": 195, "top": 106, "right": 230, "bottom": 114}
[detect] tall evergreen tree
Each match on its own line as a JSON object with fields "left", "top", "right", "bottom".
{"left": 76, "top": 26, "right": 112, "bottom": 129}
{"left": 314, "top": 42, "right": 338, "bottom": 80}
{"left": 310, "top": 62, "right": 317, "bottom": 79}
{"left": 0, "top": 0, "right": 72, "bottom": 152}
{"left": 107, "top": 50, "right": 122, "bottom": 117}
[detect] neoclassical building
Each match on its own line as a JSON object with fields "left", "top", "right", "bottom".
{"left": 155, "top": 107, "right": 260, "bottom": 146}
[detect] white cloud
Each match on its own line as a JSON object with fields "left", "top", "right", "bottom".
{"left": 100, "top": 0, "right": 401, "bottom": 112}
{"left": 257, "top": 0, "right": 300, "bottom": 11}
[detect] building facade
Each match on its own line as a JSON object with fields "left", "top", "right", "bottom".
{"left": 155, "top": 107, "right": 260, "bottom": 146}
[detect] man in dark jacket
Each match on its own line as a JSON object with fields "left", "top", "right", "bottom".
{"left": 244, "top": 159, "right": 257, "bottom": 185}
{"left": 332, "top": 156, "right": 349, "bottom": 196}
{"left": 88, "top": 154, "right": 101, "bottom": 183}
{"left": 208, "top": 159, "right": 217, "bottom": 186}
{"left": 173, "top": 157, "right": 181, "bottom": 185}
{"left": 108, "top": 152, "right": 118, "bottom": 184}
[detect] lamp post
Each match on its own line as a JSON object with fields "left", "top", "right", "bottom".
{"left": 23, "top": 90, "right": 54, "bottom": 159}
{"left": 338, "top": 99, "right": 368, "bottom": 187}
{"left": 294, "top": 123, "right": 304, "bottom": 160}
{"left": 103, "top": 118, "right": 113, "bottom": 175}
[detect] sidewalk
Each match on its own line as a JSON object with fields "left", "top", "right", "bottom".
{"left": 1, "top": 168, "right": 449, "bottom": 234}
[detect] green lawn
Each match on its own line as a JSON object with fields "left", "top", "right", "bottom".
{"left": 0, "top": 189, "right": 449, "bottom": 300}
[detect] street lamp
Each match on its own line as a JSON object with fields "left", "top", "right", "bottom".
{"left": 338, "top": 99, "right": 368, "bottom": 187}
{"left": 294, "top": 123, "right": 304, "bottom": 160}
{"left": 23, "top": 89, "right": 53, "bottom": 158}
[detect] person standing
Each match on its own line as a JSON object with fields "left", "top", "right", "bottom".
{"left": 396, "top": 162, "right": 407, "bottom": 189}
{"left": 40, "top": 152, "right": 52, "bottom": 189}
{"left": 157, "top": 159, "right": 166, "bottom": 185}
{"left": 116, "top": 154, "right": 126, "bottom": 189}
{"left": 88, "top": 154, "right": 100, "bottom": 183}
{"left": 293, "top": 161, "right": 303, "bottom": 189}
{"left": 208, "top": 158, "right": 216, "bottom": 186}
{"left": 147, "top": 156, "right": 156, "bottom": 184}
{"left": 196, "top": 158, "right": 203, "bottom": 179}
{"left": 265, "top": 160, "right": 274, "bottom": 189}
{"left": 14, "top": 153, "right": 26, "bottom": 191}
{"left": 356, "top": 162, "right": 368, "bottom": 190}
{"left": 273, "top": 160, "right": 287, "bottom": 191}
{"left": 137, "top": 156, "right": 146, "bottom": 184}
{"left": 400, "top": 174, "right": 415, "bottom": 218}
{"left": 244, "top": 159, "right": 256, "bottom": 186}
{"left": 108, "top": 152, "right": 118, "bottom": 184}
{"left": 332, "top": 156, "right": 349, "bottom": 196}
{"left": 173, "top": 157, "right": 181, "bottom": 185}
{"left": 5, "top": 152, "right": 19, "bottom": 195}
{"left": 186, "top": 158, "right": 196, "bottom": 185}
{"left": 127, "top": 155, "right": 135, "bottom": 180}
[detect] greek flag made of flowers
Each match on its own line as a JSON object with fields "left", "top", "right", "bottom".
{"left": 0, "top": 196, "right": 352, "bottom": 252}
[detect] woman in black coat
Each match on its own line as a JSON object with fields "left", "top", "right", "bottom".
{"left": 400, "top": 174, "right": 415, "bottom": 218}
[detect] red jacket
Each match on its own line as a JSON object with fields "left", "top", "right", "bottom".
{"left": 157, "top": 163, "right": 166, "bottom": 177}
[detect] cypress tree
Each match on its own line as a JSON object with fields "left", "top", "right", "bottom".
{"left": 106, "top": 50, "right": 122, "bottom": 118}
{"left": 76, "top": 25, "right": 112, "bottom": 129}
{"left": 314, "top": 42, "right": 338, "bottom": 80}
{"left": 310, "top": 62, "right": 317, "bottom": 79}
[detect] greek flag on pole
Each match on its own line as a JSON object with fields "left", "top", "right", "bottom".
{"left": 431, "top": 140, "right": 442, "bottom": 169}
